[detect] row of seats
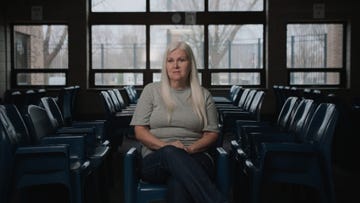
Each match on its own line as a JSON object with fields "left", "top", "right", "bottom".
{"left": 216, "top": 87, "right": 266, "bottom": 136}
{"left": 214, "top": 85, "right": 341, "bottom": 203}
{"left": 0, "top": 86, "right": 114, "bottom": 203}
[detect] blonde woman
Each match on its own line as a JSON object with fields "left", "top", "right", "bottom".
{"left": 130, "top": 41, "right": 226, "bottom": 203}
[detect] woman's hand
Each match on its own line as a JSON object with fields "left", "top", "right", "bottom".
{"left": 168, "top": 140, "right": 186, "bottom": 150}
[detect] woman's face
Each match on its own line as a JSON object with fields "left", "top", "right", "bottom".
{"left": 166, "top": 48, "right": 191, "bottom": 86}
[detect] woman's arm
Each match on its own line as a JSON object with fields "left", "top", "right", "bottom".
{"left": 135, "top": 125, "right": 186, "bottom": 150}
{"left": 185, "top": 131, "right": 218, "bottom": 154}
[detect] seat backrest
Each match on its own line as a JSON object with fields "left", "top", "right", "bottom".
{"left": 247, "top": 90, "right": 266, "bottom": 121}
{"left": 0, "top": 108, "right": 17, "bottom": 203}
{"left": 305, "top": 103, "right": 338, "bottom": 154}
{"left": 40, "top": 97, "right": 65, "bottom": 129}
{"left": 58, "top": 86, "right": 74, "bottom": 125}
{"left": 287, "top": 99, "right": 317, "bottom": 142}
{"left": 276, "top": 96, "right": 300, "bottom": 130}
{"left": 107, "top": 89, "right": 122, "bottom": 112}
{"left": 113, "top": 89, "right": 127, "bottom": 109}
{"left": 231, "top": 86, "right": 243, "bottom": 106}
{"left": 124, "top": 86, "right": 137, "bottom": 104}
{"left": 24, "top": 104, "right": 57, "bottom": 143}
{"left": 242, "top": 89, "right": 257, "bottom": 111}
{"left": 1, "top": 104, "right": 31, "bottom": 146}
{"left": 100, "top": 91, "right": 116, "bottom": 117}
{"left": 237, "top": 88, "right": 251, "bottom": 108}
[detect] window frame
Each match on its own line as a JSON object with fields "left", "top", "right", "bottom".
{"left": 285, "top": 22, "right": 347, "bottom": 88}
{"left": 10, "top": 23, "right": 69, "bottom": 88}
{"left": 89, "top": 0, "right": 266, "bottom": 89}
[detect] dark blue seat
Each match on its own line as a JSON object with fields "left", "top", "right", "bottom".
{"left": 124, "top": 85, "right": 139, "bottom": 104}
{"left": 243, "top": 103, "right": 338, "bottom": 203}
{"left": 0, "top": 104, "right": 90, "bottom": 203}
{"left": 220, "top": 90, "right": 266, "bottom": 135}
{"left": 213, "top": 85, "right": 242, "bottom": 105}
{"left": 233, "top": 96, "right": 300, "bottom": 145}
{"left": 123, "top": 146, "right": 230, "bottom": 203}
{"left": 99, "top": 90, "right": 134, "bottom": 148}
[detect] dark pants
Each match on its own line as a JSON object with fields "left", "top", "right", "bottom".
{"left": 140, "top": 145, "right": 226, "bottom": 203}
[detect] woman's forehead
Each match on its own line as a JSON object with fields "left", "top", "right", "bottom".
{"left": 168, "top": 48, "right": 187, "bottom": 57}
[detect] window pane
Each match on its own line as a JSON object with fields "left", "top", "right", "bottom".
{"left": 95, "top": 73, "right": 143, "bottom": 86}
{"left": 92, "top": 25, "right": 146, "bottom": 69}
{"left": 209, "top": 25, "right": 263, "bottom": 69}
{"left": 150, "top": 0, "right": 204, "bottom": 12}
{"left": 13, "top": 25, "right": 68, "bottom": 69}
{"left": 290, "top": 72, "right": 340, "bottom": 85}
{"left": 209, "top": 0, "right": 264, "bottom": 11}
{"left": 17, "top": 73, "right": 66, "bottom": 86}
{"left": 150, "top": 25, "right": 204, "bottom": 69}
{"left": 287, "top": 24, "right": 343, "bottom": 68}
{"left": 91, "top": 0, "right": 146, "bottom": 12}
{"left": 211, "top": 72, "right": 260, "bottom": 85}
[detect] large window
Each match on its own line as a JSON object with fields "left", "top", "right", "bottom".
{"left": 286, "top": 23, "right": 344, "bottom": 86}
{"left": 12, "top": 25, "right": 68, "bottom": 86}
{"left": 91, "top": 25, "right": 146, "bottom": 86}
{"left": 90, "top": 0, "right": 265, "bottom": 88}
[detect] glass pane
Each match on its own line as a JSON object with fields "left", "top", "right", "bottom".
{"left": 287, "top": 24, "right": 343, "bottom": 68}
{"left": 209, "top": 25, "right": 263, "bottom": 69}
{"left": 150, "top": 0, "right": 204, "bottom": 12}
{"left": 150, "top": 25, "right": 204, "bottom": 69}
{"left": 17, "top": 73, "right": 66, "bottom": 86}
{"left": 290, "top": 72, "right": 340, "bottom": 85}
{"left": 13, "top": 25, "right": 68, "bottom": 69}
{"left": 211, "top": 72, "right": 260, "bottom": 85}
{"left": 209, "top": 0, "right": 264, "bottom": 11}
{"left": 95, "top": 73, "right": 143, "bottom": 86}
{"left": 91, "top": 0, "right": 146, "bottom": 12}
{"left": 153, "top": 73, "right": 202, "bottom": 84}
{"left": 92, "top": 25, "right": 146, "bottom": 69}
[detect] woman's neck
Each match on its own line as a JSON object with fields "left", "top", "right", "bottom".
{"left": 170, "top": 81, "right": 189, "bottom": 90}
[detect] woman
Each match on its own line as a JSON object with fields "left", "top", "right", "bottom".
{"left": 130, "top": 41, "right": 226, "bottom": 203}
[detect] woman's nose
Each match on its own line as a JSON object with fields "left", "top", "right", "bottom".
{"left": 174, "top": 61, "right": 180, "bottom": 68}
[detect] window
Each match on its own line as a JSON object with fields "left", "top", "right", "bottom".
{"left": 91, "top": 25, "right": 145, "bottom": 86}
{"left": 90, "top": 0, "right": 265, "bottom": 88}
{"left": 286, "top": 23, "right": 344, "bottom": 86}
{"left": 209, "top": 24, "right": 263, "bottom": 85}
{"left": 150, "top": 25, "right": 204, "bottom": 69}
{"left": 12, "top": 25, "right": 68, "bottom": 86}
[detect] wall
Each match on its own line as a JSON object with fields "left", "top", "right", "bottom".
{"left": 2, "top": 0, "right": 360, "bottom": 119}
{"left": 0, "top": 2, "right": 8, "bottom": 99}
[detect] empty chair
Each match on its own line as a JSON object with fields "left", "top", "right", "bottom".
{"left": 57, "top": 86, "right": 80, "bottom": 126}
{"left": 243, "top": 103, "right": 338, "bottom": 203}
{"left": 124, "top": 85, "right": 139, "bottom": 104}
{"left": 242, "top": 98, "right": 316, "bottom": 165}
{"left": 233, "top": 96, "right": 300, "bottom": 152}
{"left": 0, "top": 104, "right": 90, "bottom": 203}
{"left": 99, "top": 90, "right": 133, "bottom": 148}
{"left": 213, "top": 85, "right": 242, "bottom": 105}
{"left": 220, "top": 90, "right": 266, "bottom": 135}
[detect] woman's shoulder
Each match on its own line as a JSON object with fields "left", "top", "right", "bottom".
{"left": 201, "top": 86, "right": 212, "bottom": 97}
{"left": 142, "top": 82, "right": 161, "bottom": 95}
{"left": 144, "top": 82, "right": 161, "bottom": 90}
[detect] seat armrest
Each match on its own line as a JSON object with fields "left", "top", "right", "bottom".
{"left": 215, "top": 147, "right": 230, "bottom": 198}
{"left": 41, "top": 135, "right": 87, "bottom": 160}
{"left": 124, "top": 147, "right": 139, "bottom": 203}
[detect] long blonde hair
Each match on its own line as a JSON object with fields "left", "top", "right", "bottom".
{"left": 160, "top": 41, "right": 207, "bottom": 126}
